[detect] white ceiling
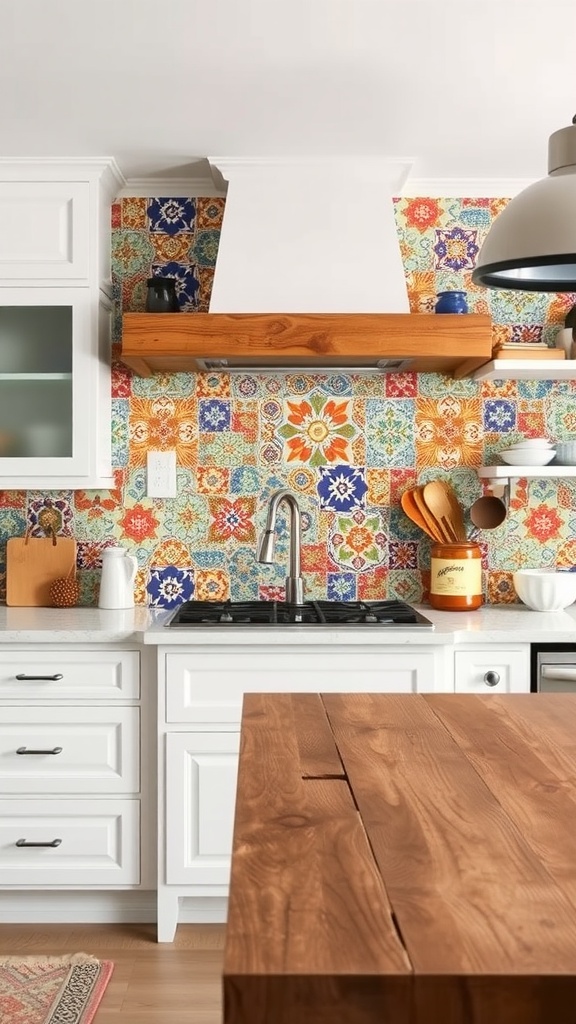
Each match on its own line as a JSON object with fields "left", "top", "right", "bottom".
{"left": 2, "top": 0, "right": 576, "bottom": 189}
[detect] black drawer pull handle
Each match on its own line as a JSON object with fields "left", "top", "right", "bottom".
{"left": 16, "top": 746, "right": 63, "bottom": 755}
{"left": 15, "top": 838, "right": 62, "bottom": 848}
{"left": 15, "top": 673, "right": 64, "bottom": 681}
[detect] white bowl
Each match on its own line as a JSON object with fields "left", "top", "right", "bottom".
{"left": 513, "top": 569, "right": 576, "bottom": 611}
{"left": 506, "top": 437, "right": 554, "bottom": 449}
{"left": 554, "top": 441, "right": 576, "bottom": 466}
{"left": 500, "top": 448, "right": 556, "bottom": 466}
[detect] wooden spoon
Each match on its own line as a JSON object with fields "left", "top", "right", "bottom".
{"left": 437, "top": 480, "right": 467, "bottom": 541}
{"left": 413, "top": 486, "right": 447, "bottom": 542}
{"left": 423, "top": 481, "right": 462, "bottom": 544}
{"left": 400, "top": 488, "right": 440, "bottom": 540}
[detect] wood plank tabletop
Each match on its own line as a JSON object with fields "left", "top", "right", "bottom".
{"left": 223, "top": 693, "right": 576, "bottom": 1024}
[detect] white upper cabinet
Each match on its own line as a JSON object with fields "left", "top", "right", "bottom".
{"left": 0, "top": 159, "right": 123, "bottom": 489}
{"left": 0, "top": 181, "right": 90, "bottom": 282}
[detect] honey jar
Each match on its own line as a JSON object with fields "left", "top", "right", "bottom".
{"left": 429, "top": 542, "right": 483, "bottom": 611}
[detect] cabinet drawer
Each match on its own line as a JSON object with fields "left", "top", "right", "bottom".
{"left": 0, "top": 651, "right": 140, "bottom": 699}
{"left": 164, "top": 647, "right": 440, "bottom": 724}
{"left": 0, "top": 798, "right": 139, "bottom": 885}
{"left": 0, "top": 707, "right": 140, "bottom": 794}
{"left": 454, "top": 648, "right": 530, "bottom": 693}
{"left": 0, "top": 182, "right": 89, "bottom": 281}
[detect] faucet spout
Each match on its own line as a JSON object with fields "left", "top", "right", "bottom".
{"left": 257, "top": 489, "right": 305, "bottom": 604}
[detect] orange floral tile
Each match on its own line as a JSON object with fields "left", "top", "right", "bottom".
{"left": 279, "top": 396, "right": 358, "bottom": 466}
{"left": 195, "top": 568, "right": 230, "bottom": 601}
{"left": 197, "top": 466, "right": 230, "bottom": 494}
{"left": 301, "top": 544, "right": 328, "bottom": 573}
{"left": 121, "top": 197, "right": 147, "bottom": 229}
{"left": 207, "top": 497, "right": 255, "bottom": 542}
{"left": 196, "top": 197, "right": 225, "bottom": 230}
{"left": 152, "top": 232, "right": 193, "bottom": 262}
{"left": 517, "top": 411, "right": 547, "bottom": 437}
{"left": 196, "top": 372, "right": 230, "bottom": 398}
{"left": 129, "top": 396, "right": 198, "bottom": 469}
{"left": 151, "top": 539, "right": 191, "bottom": 568}
{"left": 232, "top": 409, "right": 258, "bottom": 443}
{"left": 358, "top": 566, "right": 388, "bottom": 600}
{"left": 481, "top": 377, "right": 517, "bottom": 399}
{"left": 416, "top": 396, "right": 482, "bottom": 469}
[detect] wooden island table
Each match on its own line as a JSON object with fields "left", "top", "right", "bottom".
{"left": 223, "top": 693, "right": 576, "bottom": 1024}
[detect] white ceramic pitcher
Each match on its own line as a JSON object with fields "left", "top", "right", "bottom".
{"left": 98, "top": 546, "right": 137, "bottom": 609}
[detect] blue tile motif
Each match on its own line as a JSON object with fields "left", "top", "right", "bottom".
{"left": 199, "top": 399, "right": 231, "bottom": 432}
{"left": 150, "top": 262, "right": 199, "bottom": 310}
{"left": 147, "top": 198, "right": 196, "bottom": 234}
{"left": 327, "top": 572, "right": 357, "bottom": 601}
{"left": 147, "top": 566, "right": 195, "bottom": 608}
{"left": 318, "top": 466, "right": 368, "bottom": 511}
{"left": 433, "top": 228, "right": 479, "bottom": 271}
{"left": 483, "top": 399, "right": 516, "bottom": 432}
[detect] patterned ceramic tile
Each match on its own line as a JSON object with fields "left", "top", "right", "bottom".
{"left": 5, "top": 193, "right": 576, "bottom": 608}
{"left": 147, "top": 566, "right": 195, "bottom": 608}
{"left": 317, "top": 466, "right": 367, "bottom": 512}
{"left": 327, "top": 572, "right": 357, "bottom": 601}
{"left": 416, "top": 396, "right": 482, "bottom": 469}
{"left": 365, "top": 398, "right": 415, "bottom": 467}
{"left": 278, "top": 395, "right": 358, "bottom": 466}
{"left": 328, "top": 508, "right": 387, "bottom": 572}
{"left": 147, "top": 198, "right": 196, "bottom": 234}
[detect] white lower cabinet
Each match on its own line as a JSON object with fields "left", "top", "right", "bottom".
{"left": 454, "top": 646, "right": 530, "bottom": 693}
{"left": 0, "top": 646, "right": 147, "bottom": 907}
{"left": 157, "top": 641, "right": 451, "bottom": 940}
{"left": 165, "top": 732, "right": 240, "bottom": 886}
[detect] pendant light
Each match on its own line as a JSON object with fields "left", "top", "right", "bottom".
{"left": 472, "top": 115, "right": 576, "bottom": 291}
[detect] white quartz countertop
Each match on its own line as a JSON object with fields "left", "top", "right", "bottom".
{"left": 0, "top": 603, "right": 575, "bottom": 645}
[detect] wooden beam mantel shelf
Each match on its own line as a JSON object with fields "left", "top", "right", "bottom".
{"left": 120, "top": 312, "right": 493, "bottom": 378}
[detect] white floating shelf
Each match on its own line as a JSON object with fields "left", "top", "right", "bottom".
{"left": 472, "top": 359, "right": 576, "bottom": 381}
{"left": 477, "top": 465, "right": 576, "bottom": 479}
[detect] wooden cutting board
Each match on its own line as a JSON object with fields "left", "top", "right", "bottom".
{"left": 6, "top": 535, "right": 77, "bottom": 607}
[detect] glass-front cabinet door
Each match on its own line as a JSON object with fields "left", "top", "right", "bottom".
{"left": 0, "top": 288, "right": 112, "bottom": 489}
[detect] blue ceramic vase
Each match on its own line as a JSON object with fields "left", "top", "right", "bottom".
{"left": 435, "top": 290, "right": 468, "bottom": 314}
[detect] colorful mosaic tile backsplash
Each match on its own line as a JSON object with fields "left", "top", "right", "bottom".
{"left": 2, "top": 194, "right": 576, "bottom": 608}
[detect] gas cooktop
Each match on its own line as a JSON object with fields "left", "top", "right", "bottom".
{"left": 166, "top": 599, "right": 434, "bottom": 628}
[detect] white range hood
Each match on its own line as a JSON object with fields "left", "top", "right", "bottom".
{"left": 208, "top": 157, "right": 411, "bottom": 316}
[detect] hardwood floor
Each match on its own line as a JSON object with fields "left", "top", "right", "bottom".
{"left": 0, "top": 923, "right": 226, "bottom": 1024}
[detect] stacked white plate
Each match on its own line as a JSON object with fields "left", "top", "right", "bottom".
{"left": 499, "top": 437, "right": 556, "bottom": 466}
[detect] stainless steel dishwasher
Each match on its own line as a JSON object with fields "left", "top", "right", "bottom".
{"left": 531, "top": 644, "right": 576, "bottom": 692}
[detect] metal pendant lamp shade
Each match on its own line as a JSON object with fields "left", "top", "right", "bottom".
{"left": 472, "top": 116, "right": 576, "bottom": 292}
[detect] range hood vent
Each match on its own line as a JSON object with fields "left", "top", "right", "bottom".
{"left": 196, "top": 357, "right": 412, "bottom": 374}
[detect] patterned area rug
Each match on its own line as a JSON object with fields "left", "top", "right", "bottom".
{"left": 0, "top": 953, "right": 113, "bottom": 1024}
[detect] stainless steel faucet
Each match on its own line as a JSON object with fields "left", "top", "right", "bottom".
{"left": 256, "top": 489, "right": 305, "bottom": 604}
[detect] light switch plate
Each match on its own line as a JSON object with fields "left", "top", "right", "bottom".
{"left": 146, "top": 450, "right": 177, "bottom": 498}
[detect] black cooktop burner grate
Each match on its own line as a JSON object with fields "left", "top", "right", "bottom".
{"left": 166, "top": 599, "right": 434, "bottom": 628}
